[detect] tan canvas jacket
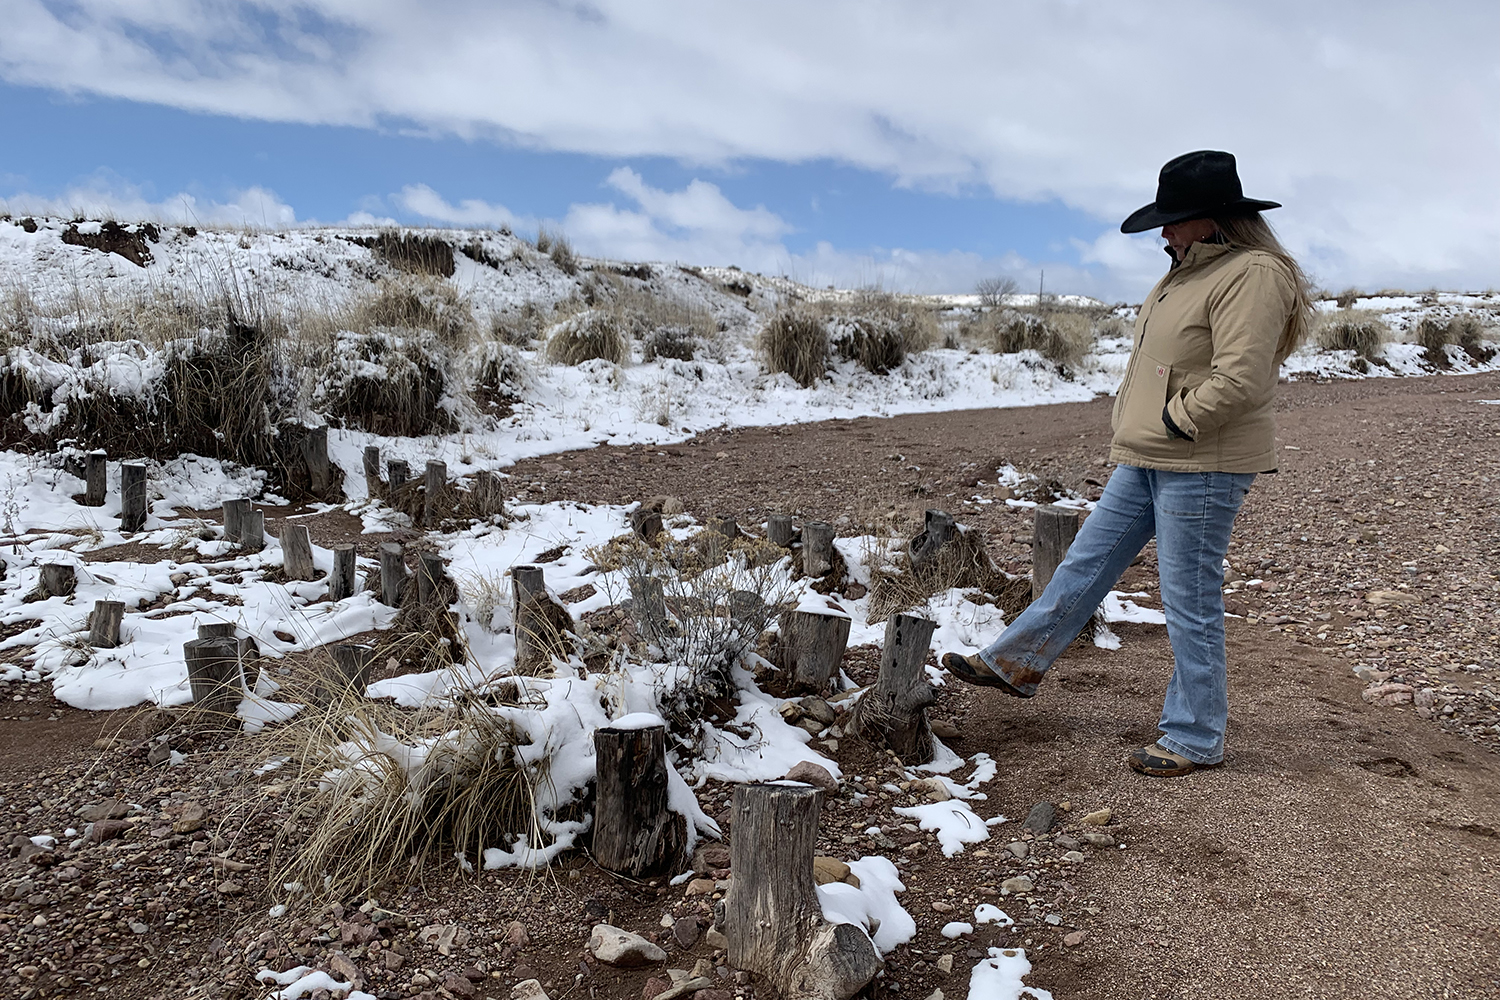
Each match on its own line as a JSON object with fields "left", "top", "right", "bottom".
{"left": 1110, "top": 241, "right": 1295, "bottom": 472}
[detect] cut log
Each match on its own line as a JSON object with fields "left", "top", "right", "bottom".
{"left": 319, "top": 643, "right": 373, "bottom": 703}
{"left": 386, "top": 459, "right": 410, "bottom": 505}
{"left": 513, "top": 564, "right": 571, "bottom": 672}
{"left": 89, "top": 599, "right": 124, "bottom": 648}
{"left": 280, "top": 523, "right": 316, "bottom": 580}
{"left": 630, "top": 507, "right": 663, "bottom": 543}
{"left": 120, "top": 463, "right": 148, "bottom": 534}
{"left": 780, "top": 609, "right": 851, "bottom": 694}
{"left": 222, "top": 498, "right": 251, "bottom": 543}
{"left": 1033, "top": 504, "right": 1083, "bottom": 600}
{"left": 628, "top": 575, "right": 669, "bottom": 640}
{"left": 724, "top": 784, "right": 879, "bottom": 999}
{"left": 183, "top": 636, "right": 244, "bottom": 720}
{"left": 83, "top": 451, "right": 107, "bottom": 507}
{"left": 472, "top": 471, "right": 506, "bottom": 518}
{"left": 196, "top": 622, "right": 237, "bottom": 640}
{"left": 417, "top": 551, "right": 447, "bottom": 607}
{"left": 802, "top": 521, "right": 835, "bottom": 577}
{"left": 847, "top": 613, "right": 938, "bottom": 764}
{"left": 329, "top": 544, "right": 357, "bottom": 602}
{"left": 362, "top": 445, "right": 382, "bottom": 497}
{"left": 39, "top": 562, "right": 75, "bottom": 599}
{"left": 242, "top": 510, "right": 265, "bottom": 552}
{"left": 378, "top": 542, "right": 406, "bottom": 606}
{"left": 709, "top": 515, "right": 740, "bottom": 540}
{"left": 908, "top": 508, "right": 956, "bottom": 573}
{"left": 591, "top": 724, "right": 688, "bottom": 876}
{"left": 424, "top": 459, "right": 447, "bottom": 527}
{"left": 766, "top": 514, "right": 795, "bottom": 548}
{"left": 300, "top": 425, "right": 333, "bottom": 496}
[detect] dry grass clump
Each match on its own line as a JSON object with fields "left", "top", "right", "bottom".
{"left": 761, "top": 309, "right": 829, "bottom": 386}
{"left": 829, "top": 314, "right": 905, "bottom": 374}
{"left": 1448, "top": 313, "right": 1497, "bottom": 360}
{"left": 984, "top": 309, "right": 1093, "bottom": 370}
{"left": 642, "top": 325, "right": 699, "bottom": 362}
{"left": 315, "top": 330, "right": 455, "bottom": 436}
{"left": 1334, "top": 287, "right": 1363, "bottom": 309}
{"left": 490, "top": 302, "right": 548, "bottom": 346}
{"left": 1315, "top": 312, "right": 1389, "bottom": 360}
{"left": 867, "top": 525, "right": 1028, "bottom": 624}
{"left": 1416, "top": 316, "right": 1452, "bottom": 367}
{"left": 545, "top": 309, "right": 626, "bottom": 365}
{"left": 341, "top": 277, "right": 477, "bottom": 347}
{"left": 363, "top": 229, "right": 456, "bottom": 278}
{"left": 548, "top": 234, "right": 579, "bottom": 276}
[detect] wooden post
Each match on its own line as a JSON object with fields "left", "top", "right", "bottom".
{"left": 1033, "top": 504, "right": 1083, "bottom": 600}
{"left": 319, "top": 643, "right": 372, "bottom": 703}
{"left": 378, "top": 542, "right": 406, "bottom": 606}
{"left": 417, "top": 551, "right": 447, "bottom": 607}
{"left": 300, "top": 426, "right": 332, "bottom": 496}
{"left": 386, "top": 459, "right": 410, "bottom": 505}
{"left": 242, "top": 510, "right": 265, "bottom": 552}
{"left": 802, "top": 521, "right": 835, "bottom": 577}
{"left": 424, "top": 460, "right": 447, "bottom": 527}
{"left": 197, "top": 622, "right": 237, "bottom": 640}
{"left": 592, "top": 724, "right": 688, "bottom": 876}
{"left": 780, "top": 609, "right": 851, "bottom": 694}
{"left": 89, "top": 600, "right": 124, "bottom": 647}
{"left": 513, "top": 564, "right": 566, "bottom": 672}
{"left": 39, "top": 563, "right": 76, "bottom": 598}
{"left": 628, "top": 575, "right": 669, "bottom": 640}
{"left": 362, "top": 445, "right": 382, "bottom": 497}
{"left": 83, "top": 451, "right": 107, "bottom": 507}
{"left": 329, "top": 544, "right": 357, "bottom": 601}
{"left": 630, "top": 507, "right": 663, "bottom": 543}
{"left": 183, "top": 636, "right": 244, "bottom": 719}
{"left": 120, "top": 463, "right": 148, "bottom": 534}
{"left": 766, "top": 514, "right": 795, "bottom": 548}
{"left": 909, "top": 508, "right": 956, "bottom": 573}
{"left": 724, "top": 784, "right": 879, "bottom": 999}
{"left": 281, "top": 523, "right": 316, "bottom": 580}
{"left": 847, "top": 613, "right": 938, "bottom": 764}
{"left": 222, "top": 498, "right": 250, "bottom": 543}
{"left": 710, "top": 515, "right": 740, "bottom": 540}
{"left": 473, "top": 471, "right": 506, "bottom": 519}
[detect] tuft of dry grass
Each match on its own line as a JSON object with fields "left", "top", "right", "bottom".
{"left": 829, "top": 314, "right": 905, "bottom": 374}
{"left": 1334, "top": 287, "right": 1363, "bottom": 309}
{"left": 340, "top": 277, "right": 477, "bottom": 347}
{"left": 1416, "top": 316, "right": 1451, "bottom": 367}
{"left": 1315, "top": 311, "right": 1389, "bottom": 359}
{"left": 548, "top": 234, "right": 579, "bottom": 276}
{"left": 363, "top": 230, "right": 456, "bottom": 278}
{"left": 761, "top": 309, "right": 828, "bottom": 386}
{"left": 642, "top": 325, "right": 699, "bottom": 362}
{"left": 545, "top": 310, "right": 626, "bottom": 365}
{"left": 867, "top": 525, "right": 1029, "bottom": 624}
{"left": 982, "top": 309, "right": 1094, "bottom": 370}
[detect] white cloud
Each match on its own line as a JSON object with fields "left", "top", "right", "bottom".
{"left": 394, "top": 184, "right": 522, "bottom": 229}
{"left": 0, "top": 182, "right": 298, "bottom": 228}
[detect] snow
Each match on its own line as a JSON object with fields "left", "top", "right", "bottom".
{"left": 969, "top": 947, "right": 1056, "bottom": 1000}
{"left": 942, "top": 920, "right": 975, "bottom": 938}
{"left": 255, "top": 966, "right": 376, "bottom": 1000}
{"left": 975, "top": 902, "right": 1015, "bottom": 926}
{"left": 816, "top": 855, "right": 916, "bottom": 955}
{"left": 892, "top": 800, "right": 996, "bottom": 857}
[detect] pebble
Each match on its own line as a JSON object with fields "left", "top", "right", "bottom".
{"left": 783, "top": 760, "right": 839, "bottom": 792}
{"left": 1001, "top": 876, "right": 1034, "bottom": 894}
{"left": 1021, "top": 801, "right": 1056, "bottom": 834}
{"left": 589, "top": 923, "right": 667, "bottom": 967}
{"left": 1062, "top": 850, "right": 1086, "bottom": 863}
{"left": 1064, "top": 931, "right": 1088, "bottom": 947}
{"left": 1080, "top": 807, "right": 1112, "bottom": 826}
{"left": 1005, "top": 841, "right": 1029, "bottom": 859}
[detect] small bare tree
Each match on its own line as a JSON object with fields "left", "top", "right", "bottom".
{"left": 975, "top": 275, "right": 1019, "bottom": 309}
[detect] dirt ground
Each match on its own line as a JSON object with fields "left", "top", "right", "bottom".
{"left": 2, "top": 370, "right": 1497, "bottom": 1000}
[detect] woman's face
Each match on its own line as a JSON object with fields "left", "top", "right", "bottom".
{"left": 1161, "top": 218, "right": 1219, "bottom": 260}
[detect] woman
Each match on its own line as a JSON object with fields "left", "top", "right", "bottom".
{"left": 943, "top": 150, "right": 1313, "bottom": 777}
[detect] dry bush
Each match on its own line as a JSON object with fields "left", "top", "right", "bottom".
{"left": 761, "top": 309, "right": 829, "bottom": 386}
{"left": 1447, "top": 313, "right": 1496, "bottom": 360}
{"left": 1091, "top": 315, "right": 1130, "bottom": 340}
{"left": 545, "top": 309, "right": 626, "bottom": 365}
{"left": 315, "top": 330, "right": 455, "bottom": 436}
{"left": 364, "top": 229, "right": 456, "bottom": 278}
{"left": 867, "top": 526, "right": 1028, "bottom": 624}
{"left": 548, "top": 234, "right": 579, "bottom": 276}
{"left": 642, "top": 325, "right": 699, "bottom": 362}
{"left": 1315, "top": 312, "right": 1389, "bottom": 359}
{"left": 1335, "top": 287, "right": 1363, "bottom": 309}
{"left": 1416, "top": 316, "right": 1451, "bottom": 367}
{"left": 829, "top": 314, "right": 904, "bottom": 374}
{"left": 985, "top": 309, "right": 1093, "bottom": 370}
{"left": 490, "top": 302, "right": 547, "bottom": 346}
{"left": 975, "top": 275, "right": 1020, "bottom": 308}
{"left": 342, "top": 277, "right": 477, "bottom": 347}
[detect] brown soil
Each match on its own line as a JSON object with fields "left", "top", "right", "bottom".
{"left": 0, "top": 371, "right": 1496, "bottom": 1000}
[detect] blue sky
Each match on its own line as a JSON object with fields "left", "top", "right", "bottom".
{"left": 2, "top": 1, "right": 1496, "bottom": 298}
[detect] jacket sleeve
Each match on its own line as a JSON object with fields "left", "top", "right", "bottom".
{"left": 1164, "top": 259, "right": 1293, "bottom": 439}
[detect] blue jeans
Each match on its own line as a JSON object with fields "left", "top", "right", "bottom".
{"left": 979, "top": 465, "right": 1256, "bottom": 764}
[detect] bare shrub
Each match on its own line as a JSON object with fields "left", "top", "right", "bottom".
{"left": 975, "top": 275, "right": 1020, "bottom": 308}
{"left": 867, "top": 525, "right": 1029, "bottom": 625}
{"left": 1315, "top": 312, "right": 1389, "bottom": 359}
{"left": 534, "top": 228, "right": 554, "bottom": 253}
{"left": 490, "top": 302, "right": 547, "bottom": 346}
{"left": 546, "top": 310, "right": 625, "bottom": 365}
{"left": 986, "top": 309, "right": 1093, "bottom": 370}
{"left": 1416, "top": 316, "right": 1451, "bottom": 367}
{"left": 761, "top": 309, "right": 828, "bottom": 386}
{"left": 829, "top": 314, "right": 904, "bottom": 374}
{"left": 344, "top": 277, "right": 476, "bottom": 346}
{"left": 315, "top": 330, "right": 454, "bottom": 435}
{"left": 364, "top": 229, "right": 456, "bottom": 278}
{"left": 1449, "top": 313, "right": 1497, "bottom": 362}
{"left": 1092, "top": 315, "right": 1130, "bottom": 340}
{"left": 1335, "top": 287, "right": 1362, "bottom": 309}
{"left": 642, "top": 325, "right": 698, "bottom": 362}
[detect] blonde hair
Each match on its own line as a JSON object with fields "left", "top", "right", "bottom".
{"left": 1212, "top": 212, "right": 1314, "bottom": 355}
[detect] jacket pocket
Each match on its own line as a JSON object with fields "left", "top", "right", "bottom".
{"left": 1113, "top": 350, "right": 1186, "bottom": 457}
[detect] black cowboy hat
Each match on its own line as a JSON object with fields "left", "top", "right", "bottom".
{"left": 1119, "top": 150, "right": 1281, "bottom": 233}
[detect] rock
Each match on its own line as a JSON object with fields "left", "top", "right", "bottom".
{"left": 812, "top": 857, "right": 852, "bottom": 885}
{"left": 382, "top": 951, "right": 405, "bottom": 971}
{"left": 216, "top": 880, "right": 243, "bottom": 895}
{"left": 1021, "top": 801, "right": 1056, "bottom": 834}
{"left": 642, "top": 978, "right": 671, "bottom": 1000}
{"left": 1081, "top": 831, "right": 1115, "bottom": 847}
{"left": 931, "top": 900, "right": 954, "bottom": 913}
{"left": 1005, "top": 841, "right": 1028, "bottom": 859}
{"left": 1063, "top": 930, "right": 1087, "bottom": 947}
{"left": 684, "top": 878, "right": 716, "bottom": 896}
{"left": 696, "top": 845, "right": 730, "bottom": 871}
{"left": 443, "top": 973, "right": 477, "bottom": 997}
{"left": 1054, "top": 834, "right": 1080, "bottom": 850}
{"left": 1062, "top": 850, "right": 1086, "bottom": 863}
{"left": 1362, "top": 682, "right": 1415, "bottom": 706}
{"left": 935, "top": 954, "right": 954, "bottom": 974}
{"left": 1366, "top": 590, "right": 1419, "bottom": 606}
{"left": 589, "top": 924, "right": 667, "bottom": 967}
{"left": 1080, "top": 807, "right": 1112, "bottom": 826}
{"left": 672, "top": 916, "right": 700, "bottom": 948}
{"left": 87, "top": 819, "right": 132, "bottom": 843}
{"left": 929, "top": 719, "right": 962, "bottom": 740}
{"left": 129, "top": 921, "right": 149, "bottom": 934}
{"left": 173, "top": 802, "right": 206, "bottom": 834}
{"left": 704, "top": 927, "right": 727, "bottom": 950}
{"left": 919, "top": 777, "right": 951, "bottom": 802}
{"left": 512, "top": 980, "right": 550, "bottom": 1000}
{"left": 692, "top": 991, "right": 732, "bottom": 1000}
{"left": 800, "top": 696, "right": 838, "bottom": 726}
{"left": 329, "top": 954, "right": 360, "bottom": 983}
{"left": 1001, "top": 876, "right": 1034, "bottom": 894}
{"left": 79, "top": 799, "right": 130, "bottom": 822}
{"left": 784, "top": 760, "right": 838, "bottom": 792}
{"left": 504, "top": 919, "right": 529, "bottom": 948}
{"left": 795, "top": 717, "right": 825, "bottom": 735}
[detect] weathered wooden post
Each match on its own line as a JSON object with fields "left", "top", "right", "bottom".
{"left": 802, "top": 520, "right": 835, "bottom": 577}
{"left": 38, "top": 562, "right": 76, "bottom": 599}
{"left": 780, "top": 609, "right": 851, "bottom": 694}
{"left": 724, "top": 784, "right": 879, "bottom": 999}
{"left": 280, "top": 523, "right": 316, "bottom": 580}
{"left": 628, "top": 575, "right": 669, "bottom": 640}
{"left": 386, "top": 459, "right": 410, "bottom": 505}
{"left": 378, "top": 542, "right": 406, "bottom": 606}
{"left": 710, "top": 515, "right": 740, "bottom": 539}
{"left": 416, "top": 552, "right": 447, "bottom": 607}
{"left": 909, "top": 508, "right": 956, "bottom": 573}
{"left": 197, "top": 622, "right": 237, "bottom": 640}
{"left": 89, "top": 600, "right": 124, "bottom": 647}
{"left": 424, "top": 460, "right": 447, "bottom": 527}
{"left": 362, "top": 446, "right": 382, "bottom": 497}
{"left": 473, "top": 471, "right": 505, "bottom": 519}
{"left": 1033, "top": 504, "right": 1083, "bottom": 600}
{"left": 318, "top": 643, "right": 373, "bottom": 703}
{"left": 329, "top": 545, "right": 357, "bottom": 601}
{"left": 183, "top": 636, "right": 244, "bottom": 719}
{"left": 120, "top": 463, "right": 148, "bottom": 534}
{"left": 847, "top": 613, "right": 938, "bottom": 764}
{"left": 83, "top": 451, "right": 107, "bottom": 507}
{"left": 513, "top": 564, "right": 570, "bottom": 673}
{"left": 300, "top": 426, "right": 333, "bottom": 497}
{"left": 242, "top": 510, "right": 265, "bottom": 552}
{"left": 222, "top": 498, "right": 250, "bottom": 543}
{"left": 630, "top": 507, "right": 663, "bottom": 543}
{"left": 766, "top": 514, "right": 795, "bottom": 548}
{"left": 592, "top": 724, "right": 688, "bottom": 876}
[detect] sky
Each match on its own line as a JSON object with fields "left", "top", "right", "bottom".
{"left": 1, "top": 1, "right": 1497, "bottom": 300}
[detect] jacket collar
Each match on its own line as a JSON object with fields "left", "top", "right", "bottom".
{"left": 1166, "top": 239, "right": 1235, "bottom": 273}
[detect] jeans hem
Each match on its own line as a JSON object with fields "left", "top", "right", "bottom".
{"left": 1156, "top": 734, "right": 1221, "bottom": 766}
